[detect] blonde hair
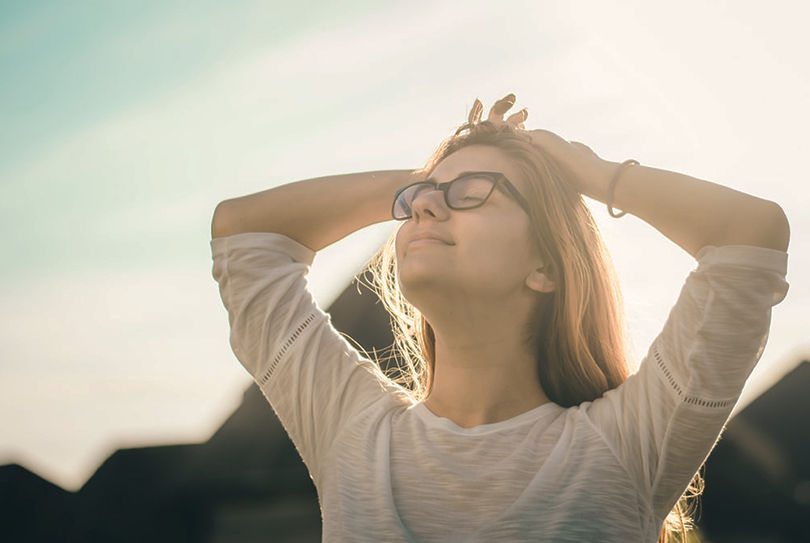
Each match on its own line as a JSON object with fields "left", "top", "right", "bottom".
{"left": 358, "top": 118, "right": 703, "bottom": 542}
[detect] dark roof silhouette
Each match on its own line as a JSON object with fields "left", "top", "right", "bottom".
{"left": 699, "top": 360, "right": 810, "bottom": 542}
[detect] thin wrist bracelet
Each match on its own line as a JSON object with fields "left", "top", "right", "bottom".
{"left": 606, "top": 159, "right": 639, "bottom": 218}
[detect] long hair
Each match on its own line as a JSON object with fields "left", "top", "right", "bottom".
{"left": 358, "top": 116, "right": 703, "bottom": 542}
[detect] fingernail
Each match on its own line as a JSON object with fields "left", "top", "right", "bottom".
{"left": 503, "top": 93, "right": 516, "bottom": 102}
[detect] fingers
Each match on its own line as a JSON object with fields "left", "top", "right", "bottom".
{"left": 468, "top": 93, "right": 528, "bottom": 130}
{"left": 506, "top": 107, "right": 528, "bottom": 128}
{"left": 469, "top": 98, "right": 484, "bottom": 125}
{"left": 488, "top": 93, "right": 516, "bottom": 122}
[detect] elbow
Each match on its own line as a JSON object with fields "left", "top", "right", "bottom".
{"left": 766, "top": 202, "right": 790, "bottom": 252}
{"left": 211, "top": 200, "right": 235, "bottom": 240}
{"left": 710, "top": 200, "right": 790, "bottom": 252}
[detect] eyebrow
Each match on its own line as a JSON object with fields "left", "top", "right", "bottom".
{"left": 424, "top": 170, "right": 497, "bottom": 183}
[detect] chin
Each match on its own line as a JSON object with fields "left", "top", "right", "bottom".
{"left": 398, "top": 268, "right": 447, "bottom": 302}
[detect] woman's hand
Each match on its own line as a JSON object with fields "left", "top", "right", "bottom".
{"left": 472, "top": 93, "right": 618, "bottom": 200}
{"left": 471, "top": 93, "right": 527, "bottom": 129}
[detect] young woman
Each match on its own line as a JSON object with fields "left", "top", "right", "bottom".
{"left": 210, "top": 93, "right": 790, "bottom": 542}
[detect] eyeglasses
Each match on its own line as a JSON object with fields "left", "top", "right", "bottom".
{"left": 391, "top": 171, "right": 532, "bottom": 221}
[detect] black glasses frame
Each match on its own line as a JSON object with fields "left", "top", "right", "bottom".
{"left": 391, "top": 171, "right": 532, "bottom": 221}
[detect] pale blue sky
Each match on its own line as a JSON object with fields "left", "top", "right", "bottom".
{"left": 2, "top": 0, "right": 808, "bottom": 491}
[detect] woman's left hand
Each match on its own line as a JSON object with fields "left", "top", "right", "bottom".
{"left": 475, "top": 94, "right": 618, "bottom": 200}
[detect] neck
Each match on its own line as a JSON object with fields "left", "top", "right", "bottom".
{"left": 423, "top": 327, "right": 550, "bottom": 429}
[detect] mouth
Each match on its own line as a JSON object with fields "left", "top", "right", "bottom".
{"left": 408, "top": 230, "right": 454, "bottom": 245}
{"left": 408, "top": 238, "right": 448, "bottom": 246}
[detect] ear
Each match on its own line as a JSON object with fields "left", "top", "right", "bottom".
{"left": 525, "top": 267, "right": 556, "bottom": 294}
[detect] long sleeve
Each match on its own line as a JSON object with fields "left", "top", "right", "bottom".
{"left": 584, "top": 244, "right": 789, "bottom": 519}
{"left": 211, "top": 231, "right": 398, "bottom": 484}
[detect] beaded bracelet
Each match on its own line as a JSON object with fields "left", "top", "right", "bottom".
{"left": 606, "top": 159, "right": 639, "bottom": 218}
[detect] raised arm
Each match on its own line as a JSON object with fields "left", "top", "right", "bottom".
{"left": 600, "top": 160, "right": 790, "bottom": 256}
{"left": 211, "top": 169, "right": 417, "bottom": 251}
{"left": 210, "top": 169, "right": 418, "bottom": 479}
{"left": 523, "top": 126, "right": 790, "bottom": 258}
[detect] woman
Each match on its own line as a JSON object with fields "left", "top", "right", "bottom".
{"left": 210, "top": 93, "right": 790, "bottom": 542}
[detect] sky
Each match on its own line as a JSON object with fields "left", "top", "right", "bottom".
{"left": 1, "top": 0, "right": 808, "bottom": 492}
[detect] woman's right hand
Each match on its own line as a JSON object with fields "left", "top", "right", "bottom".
{"left": 469, "top": 93, "right": 528, "bottom": 128}
{"left": 467, "top": 93, "right": 614, "bottom": 199}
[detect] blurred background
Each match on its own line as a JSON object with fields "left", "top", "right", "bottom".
{"left": 1, "top": 0, "right": 807, "bottom": 541}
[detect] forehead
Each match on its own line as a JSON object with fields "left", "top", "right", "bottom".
{"left": 430, "top": 145, "right": 528, "bottom": 193}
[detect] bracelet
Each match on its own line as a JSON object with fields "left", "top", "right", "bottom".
{"left": 606, "top": 159, "right": 639, "bottom": 218}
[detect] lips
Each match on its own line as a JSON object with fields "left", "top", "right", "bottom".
{"left": 409, "top": 231, "right": 453, "bottom": 245}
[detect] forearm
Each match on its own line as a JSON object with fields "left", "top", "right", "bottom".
{"left": 211, "top": 169, "right": 416, "bottom": 252}
{"left": 598, "top": 160, "right": 790, "bottom": 258}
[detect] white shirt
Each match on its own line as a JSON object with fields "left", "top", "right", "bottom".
{"left": 211, "top": 231, "right": 789, "bottom": 542}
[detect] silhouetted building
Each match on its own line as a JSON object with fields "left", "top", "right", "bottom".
{"left": 699, "top": 360, "right": 810, "bottom": 542}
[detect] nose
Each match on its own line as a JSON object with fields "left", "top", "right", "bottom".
{"left": 410, "top": 187, "right": 450, "bottom": 221}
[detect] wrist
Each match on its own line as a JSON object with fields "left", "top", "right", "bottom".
{"left": 586, "top": 160, "right": 620, "bottom": 203}
{"left": 604, "top": 159, "right": 640, "bottom": 217}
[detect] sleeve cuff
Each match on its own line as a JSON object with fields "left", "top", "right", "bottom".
{"left": 695, "top": 244, "right": 788, "bottom": 276}
{"left": 210, "top": 231, "right": 317, "bottom": 265}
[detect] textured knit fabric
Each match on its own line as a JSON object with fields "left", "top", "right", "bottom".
{"left": 210, "top": 231, "right": 789, "bottom": 543}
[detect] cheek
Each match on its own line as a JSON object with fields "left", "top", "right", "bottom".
{"left": 462, "top": 225, "right": 534, "bottom": 276}
{"left": 477, "top": 236, "right": 523, "bottom": 267}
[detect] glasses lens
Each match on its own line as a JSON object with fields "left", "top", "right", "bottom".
{"left": 447, "top": 175, "right": 495, "bottom": 208}
{"left": 393, "top": 183, "right": 430, "bottom": 220}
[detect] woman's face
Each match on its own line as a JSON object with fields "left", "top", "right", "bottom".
{"left": 395, "top": 144, "right": 550, "bottom": 309}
